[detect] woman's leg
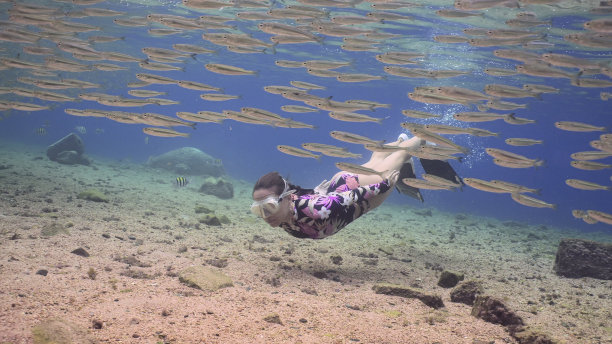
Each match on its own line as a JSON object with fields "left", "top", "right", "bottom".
{"left": 361, "top": 138, "right": 402, "bottom": 169}
{"left": 357, "top": 136, "right": 423, "bottom": 185}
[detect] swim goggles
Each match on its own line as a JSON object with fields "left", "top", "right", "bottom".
{"left": 251, "top": 179, "right": 295, "bottom": 219}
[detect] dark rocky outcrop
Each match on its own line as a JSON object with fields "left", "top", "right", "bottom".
{"left": 372, "top": 283, "right": 444, "bottom": 309}
{"left": 470, "top": 295, "right": 557, "bottom": 343}
{"left": 71, "top": 248, "right": 90, "bottom": 257}
{"left": 199, "top": 177, "right": 234, "bottom": 199}
{"left": 450, "top": 280, "right": 483, "bottom": 306}
{"left": 146, "top": 147, "right": 224, "bottom": 176}
{"left": 554, "top": 238, "right": 612, "bottom": 280}
{"left": 199, "top": 214, "right": 221, "bottom": 226}
{"left": 46, "top": 133, "right": 90, "bottom": 165}
{"left": 471, "top": 295, "right": 524, "bottom": 331}
{"left": 437, "top": 270, "right": 464, "bottom": 288}
{"left": 512, "top": 327, "right": 557, "bottom": 344}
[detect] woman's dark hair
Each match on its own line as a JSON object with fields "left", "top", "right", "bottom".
{"left": 253, "top": 171, "right": 313, "bottom": 197}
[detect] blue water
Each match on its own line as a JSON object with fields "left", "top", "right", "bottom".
{"left": 0, "top": 0, "right": 611, "bottom": 233}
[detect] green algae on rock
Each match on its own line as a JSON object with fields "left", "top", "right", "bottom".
{"left": 199, "top": 214, "right": 222, "bottom": 226}
{"left": 32, "top": 318, "right": 95, "bottom": 344}
{"left": 194, "top": 205, "right": 212, "bottom": 214}
{"left": 77, "top": 189, "right": 109, "bottom": 203}
{"left": 179, "top": 266, "right": 233, "bottom": 291}
{"left": 40, "top": 223, "right": 70, "bottom": 237}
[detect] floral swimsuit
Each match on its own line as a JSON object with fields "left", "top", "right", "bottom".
{"left": 280, "top": 173, "right": 391, "bottom": 239}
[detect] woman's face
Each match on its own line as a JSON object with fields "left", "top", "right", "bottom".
{"left": 252, "top": 187, "right": 291, "bottom": 227}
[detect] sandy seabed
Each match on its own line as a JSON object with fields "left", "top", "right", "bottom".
{"left": 0, "top": 141, "right": 611, "bottom": 344}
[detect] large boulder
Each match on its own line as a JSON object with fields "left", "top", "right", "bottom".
{"left": 450, "top": 280, "right": 483, "bottom": 305}
{"left": 199, "top": 177, "right": 234, "bottom": 199}
{"left": 554, "top": 238, "right": 612, "bottom": 280}
{"left": 437, "top": 270, "right": 464, "bottom": 288}
{"left": 146, "top": 147, "right": 224, "bottom": 176}
{"left": 471, "top": 295, "right": 524, "bottom": 330}
{"left": 46, "top": 133, "right": 90, "bottom": 165}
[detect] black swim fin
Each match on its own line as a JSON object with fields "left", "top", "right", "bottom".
{"left": 419, "top": 158, "right": 463, "bottom": 187}
{"left": 395, "top": 158, "right": 424, "bottom": 202}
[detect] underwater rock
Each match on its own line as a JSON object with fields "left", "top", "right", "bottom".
{"left": 450, "top": 280, "right": 484, "bottom": 306}
{"left": 471, "top": 295, "right": 524, "bottom": 331}
{"left": 437, "top": 270, "right": 465, "bottom": 288}
{"left": 77, "top": 189, "right": 109, "bottom": 203}
{"left": 199, "top": 214, "right": 222, "bottom": 226}
{"left": 146, "top": 147, "right": 224, "bottom": 177}
{"left": 31, "top": 318, "right": 95, "bottom": 344}
{"left": 553, "top": 238, "right": 612, "bottom": 280}
{"left": 218, "top": 214, "right": 231, "bottom": 224}
{"left": 71, "top": 248, "right": 90, "bottom": 257}
{"left": 40, "top": 223, "right": 69, "bottom": 237}
{"left": 194, "top": 205, "right": 212, "bottom": 214}
{"left": 55, "top": 150, "right": 90, "bottom": 165}
{"left": 263, "top": 313, "right": 283, "bottom": 325}
{"left": 414, "top": 209, "right": 433, "bottom": 217}
{"left": 511, "top": 327, "right": 557, "bottom": 344}
{"left": 199, "top": 177, "right": 234, "bottom": 199}
{"left": 178, "top": 266, "right": 233, "bottom": 291}
{"left": 372, "top": 283, "right": 444, "bottom": 309}
{"left": 46, "top": 133, "right": 90, "bottom": 166}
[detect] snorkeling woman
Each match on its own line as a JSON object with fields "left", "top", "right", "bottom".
{"left": 251, "top": 134, "right": 438, "bottom": 239}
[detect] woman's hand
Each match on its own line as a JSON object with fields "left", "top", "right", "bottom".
{"left": 381, "top": 169, "right": 400, "bottom": 186}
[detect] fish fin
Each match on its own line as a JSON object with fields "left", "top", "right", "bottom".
{"left": 377, "top": 116, "right": 390, "bottom": 124}
{"left": 571, "top": 70, "right": 583, "bottom": 85}
{"left": 395, "top": 160, "right": 424, "bottom": 202}
{"left": 420, "top": 158, "right": 462, "bottom": 185}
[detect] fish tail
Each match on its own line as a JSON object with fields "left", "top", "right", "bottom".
{"left": 503, "top": 112, "right": 516, "bottom": 123}
{"left": 571, "top": 70, "right": 583, "bottom": 85}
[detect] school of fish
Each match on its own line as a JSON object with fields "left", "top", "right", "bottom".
{"left": 0, "top": 0, "right": 611, "bottom": 226}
